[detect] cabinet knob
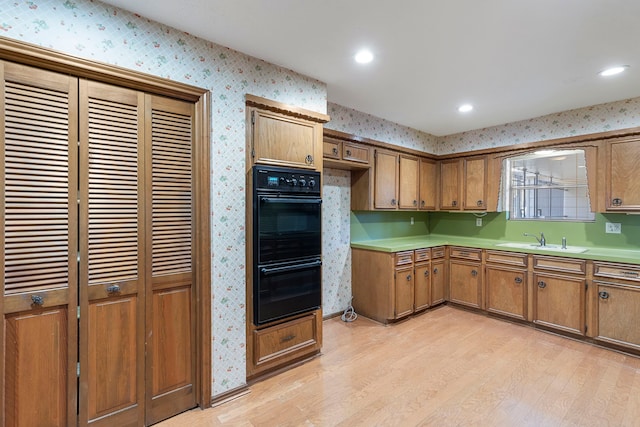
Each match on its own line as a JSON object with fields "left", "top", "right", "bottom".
{"left": 433, "top": 268, "right": 438, "bottom": 274}
{"left": 413, "top": 200, "right": 417, "bottom": 206}
{"left": 514, "top": 276, "right": 523, "bottom": 284}
{"left": 391, "top": 199, "right": 397, "bottom": 206}
{"left": 424, "top": 270, "right": 429, "bottom": 277}
{"left": 471, "top": 270, "right": 478, "bottom": 277}
{"left": 406, "top": 274, "right": 412, "bottom": 281}
{"left": 477, "top": 200, "right": 483, "bottom": 207}
{"left": 612, "top": 198, "right": 623, "bottom": 206}
{"left": 107, "top": 284, "right": 121, "bottom": 294}
{"left": 346, "top": 149, "right": 352, "bottom": 156}
{"left": 537, "top": 281, "right": 546, "bottom": 289}
{"left": 598, "top": 291, "right": 610, "bottom": 300}
{"left": 31, "top": 295, "right": 44, "bottom": 306}
{"left": 332, "top": 147, "right": 338, "bottom": 155}
{"left": 452, "top": 200, "right": 457, "bottom": 207}
{"left": 421, "top": 200, "right": 425, "bottom": 207}
{"left": 305, "top": 154, "right": 313, "bottom": 165}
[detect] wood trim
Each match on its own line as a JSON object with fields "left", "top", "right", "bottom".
{"left": 246, "top": 94, "right": 329, "bottom": 123}
{"left": 209, "top": 385, "right": 250, "bottom": 408}
{"left": 324, "top": 128, "right": 438, "bottom": 159}
{"left": 0, "top": 37, "right": 204, "bottom": 102}
{"left": 0, "top": 36, "right": 213, "bottom": 410}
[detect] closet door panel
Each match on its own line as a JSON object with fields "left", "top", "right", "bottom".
{"left": 1, "top": 62, "right": 78, "bottom": 427}
{"left": 145, "top": 94, "right": 196, "bottom": 424}
{"left": 79, "top": 80, "right": 145, "bottom": 427}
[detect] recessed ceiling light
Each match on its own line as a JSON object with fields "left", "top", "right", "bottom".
{"left": 599, "top": 65, "right": 629, "bottom": 77}
{"left": 354, "top": 49, "right": 374, "bottom": 64}
{"left": 458, "top": 104, "right": 473, "bottom": 113}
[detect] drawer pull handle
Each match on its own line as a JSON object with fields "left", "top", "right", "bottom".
{"left": 621, "top": 270, "right": 639, "bottom": 277}
{"left": 346, "top": 149, "right": 352, "bottom": 156}
{"left": 537, "top": 281, "right": 546, "bottom": 289}
{"left": 514, "top": 277, "right": 523, "bottom": 284}
{"left": 612, "top": 198, "right": 623, "bottom": 206}
{"left": 281, "top": 334, "right": 296, "bottom": 343}
{"left": 599, "top": 291, "right": 610, "bottom": 300}
{"left": 107, "top": 285, "right": 121, "bottom": 294}
{"left": 31, "top": 295, "right": 44, "bottom": 306}
{"left": 332, "top": 147, "right": 338, "bottom": 155}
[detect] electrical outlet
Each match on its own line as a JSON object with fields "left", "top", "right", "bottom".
{"left": 605, "top": 222, "right": 621, "bottom": 234}
{"left": 410, "top": 217, "right": 414, "bottom": 225}
{"left": 476, "top": 218, "right": 482, "bottom": 227}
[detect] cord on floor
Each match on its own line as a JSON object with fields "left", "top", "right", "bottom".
{"left": 341, "top": 297, "right": 357, "bottom": 322}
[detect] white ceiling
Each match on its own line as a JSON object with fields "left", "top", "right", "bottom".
{"left": 100, "top": 0, "right": 640, "bottom": 136}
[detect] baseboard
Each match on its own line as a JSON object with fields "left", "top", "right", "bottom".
{"left": 210, "top": 384, "right": 251, "bottom": 408}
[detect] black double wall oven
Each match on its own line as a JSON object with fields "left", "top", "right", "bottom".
{"left": 252, "top": 165, "right": 322, "bottom": 325}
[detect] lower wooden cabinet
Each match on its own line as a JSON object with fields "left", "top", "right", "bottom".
{"left": 592, "top": 262, "right": 640, "bottom": 351}
{"left": 431, "top": 258, "right": 446, "bottom": 305}
{"left": 485, "top": 250, "right": 528, "bottom": 320}
{"left": 448, "top": 247, "right": 483, "bottom": 309}
{"left": 249, "top": 309, "right": 322, "bottom": 379}
{"left": 395, "top": 265, "right": 415, "bottom": 318}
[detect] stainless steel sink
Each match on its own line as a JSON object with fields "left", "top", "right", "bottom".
{"left": 495, "top": 242, "right": 588, "bottom": 254}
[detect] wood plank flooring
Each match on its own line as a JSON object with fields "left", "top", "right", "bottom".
{"left": 158, "top": 306, "right": 640, "bottom": 426}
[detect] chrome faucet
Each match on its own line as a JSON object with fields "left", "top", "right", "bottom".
{"left": 523, "top": 232, "right": 546, "bottom": 247}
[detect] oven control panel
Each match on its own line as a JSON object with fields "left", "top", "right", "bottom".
{"left": 254, "top": 165, "right": 321, "bottom": 194}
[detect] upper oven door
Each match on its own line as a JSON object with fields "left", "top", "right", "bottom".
{"left": 255, "top": 195, "right": 321, "bottom": 264}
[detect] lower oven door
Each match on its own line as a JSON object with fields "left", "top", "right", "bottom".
{"left": 254, "top": 258, "right": 322, "bottom": 325}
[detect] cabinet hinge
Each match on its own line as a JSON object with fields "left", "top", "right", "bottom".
{"left": 77, "top": 362, "right": 80, "bottom": 377}
{"left": 585, "top": 324, "right": 588, "bottom": 334}
{"left": 585, "top": 281, "right": 588, "bottom": 291}
{"left": 251, "top": 110, "right": 255, "bottom": 125}
{"left": 77, "top": 306, "right": 80, "bottom": 319}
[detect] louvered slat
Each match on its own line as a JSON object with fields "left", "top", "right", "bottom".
{"left": 152, "top": 110, "right": 192, "bottom": 277}
{"left": 87, "top": 98, "right": 139, "bottom": 284}
{"left": 4, "top": 81, "right": 70, "bottom": 294}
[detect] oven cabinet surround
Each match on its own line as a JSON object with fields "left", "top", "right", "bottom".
{"left": 350, "top": 242, "right": 640, "bottom": 355}
{"left": 351, "top": 247, "right": 447, "bottom": 324}
{"left": 246, "top": 94, "right": 329, "bottom": 172}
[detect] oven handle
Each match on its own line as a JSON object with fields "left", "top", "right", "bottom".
{"left": 260, "top": 197, "right": 322, "bottom": 204}
{"left": 260, "top": 260, "right": 322, "bottom": 276}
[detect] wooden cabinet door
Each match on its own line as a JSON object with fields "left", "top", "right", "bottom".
{"left": 431, "top": 259, "right": 446, "bottom": 305}
{"left": 145, "top": 95, "right": 197, "bottom": 424}
{"left": 486, "top": 266, "right": 526, "bottom": 320}
{"left": 394, "top": 266, "right": 414, "bottom": 318}
{"left": 374, "top": 149, "right": 399, "bottom": 209}
{"left": 605, "top": 138, "right": 640, "bottom": 211}
{"left": 79, "top": 81, "right": 145, "bottom": 426}
{"left": 414, "top": 263, "right": 431, "bottom": 311}
{"left": 533, "top": 273, "right": 585, "bottom": 335}
{"left": 440, "top": 159, "right": 461, "bottom": 210}
{"left": 2, "top": 62, "right": 78, "bottom": 427}
{"left": 449, "top": 260, "right": 482, "bottom": 308}
{"left": 419, "top": 158, "right": 437, "bottom": 210}
{"left": 463, "top": 156, "right": 487, "bottom": 210}
{"left": 398, "top": 155, "right": 419, "bottom": 209}
{"left": 250, "top": 108, "right": 320, "bottom": 170}
{"left": 595, "top": 283, "right": 640, "bottom": 350}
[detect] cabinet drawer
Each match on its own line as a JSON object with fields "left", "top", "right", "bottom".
{"left": 594, "top": 262, "right": 640, "bottom": 282}
{"left": 485, "top": 250, "right": 528, "bottom": 267}
{"left": 323, "top": 139, "right": 340, "bottom": 159}
{"left": 533, "top": 255, "right": 585, "bottom": 275}
{"left": 431, "top": 246, "right": 445, "bottom": 259}
{"left": 253, "top": 313, "right": 320, "bottom": 367}
{"left": 449, "top": 247, "right": 482, "bottom": 261}
{"left": 414, "top": 248, "right": 430, "bottom": 262}
{"left": 395, "top": 251, "right": 414, "bottom": 266}
{"left": 342, "top": 142, "right": 370, "bottom": 164}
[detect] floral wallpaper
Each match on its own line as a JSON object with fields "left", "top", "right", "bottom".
{"left": 1, "top": 0, "right": 326, "bottom": 396}
{"left": 326, "top": 102, "right": 439, "bottom": 153}
{"left": 439, "top": 97, "right": 640, "bottom": 154}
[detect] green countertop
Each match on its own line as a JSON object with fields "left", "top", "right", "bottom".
{"left": 350, "top": 234, "right": 640, "bottom": 265}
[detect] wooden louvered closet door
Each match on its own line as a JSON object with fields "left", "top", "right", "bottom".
{"left": 1, "top": 63, "right": 79, "bottom": 426}
{"left": 144, "top": 94, "right": 196, "bottom": 424}
{"left": 2, "top": 61, "right": 198, "bottom": 426}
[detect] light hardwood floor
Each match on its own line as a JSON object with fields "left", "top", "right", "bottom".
{"left": 158, "top": 306, "right": 640, "bottom": 426}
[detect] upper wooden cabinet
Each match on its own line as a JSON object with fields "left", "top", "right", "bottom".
{"left": 603, "top": 136, "right": 640, "bottom": 211}
{"left": 440, "top": 156, "right": 488, "bottom": 210}
{"left": 246, "top": 94, "right": 329, "bottom": 171}
{"left": 374, "top": 149, "right": 400, "bottom": 209}
{"left": 398, "top": 154, "right": 419, "bottom": 209}
{"left": 419, "top": 158, "right": 438, "bottom": 210}
{"left": 323, "top": 137, "right": 371, "bottom": 168}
